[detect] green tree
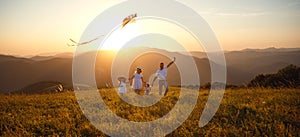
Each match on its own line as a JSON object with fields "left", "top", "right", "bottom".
{"left": 248, "top": 64, "right": 300, "bottom": 88}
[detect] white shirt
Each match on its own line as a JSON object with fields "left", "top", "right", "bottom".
{"left": 156, "top": 66, "right": 167, "bottom": 80}
{"left": 133, "top": 73, "right": 143, "bottom": 81}
{"left": 118, "top": 82, "right": 126, "bottom": 93}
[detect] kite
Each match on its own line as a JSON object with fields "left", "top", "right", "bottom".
{"left": 122, "top": 13, "right": 137, "bottom": 28}
{"left": 67, "top": 35, "right": 105, "bottom": 46}
{"left": 67, "top": 13, "right": 137, "bottom": 47}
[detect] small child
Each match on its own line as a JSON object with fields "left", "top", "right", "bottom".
{"left": 118, "top": 77, "right": 127, "bottom": 94}
{"left": 144, "top": 83, "right": 151, "bottom": 95}
{"left": 129, "top": 67, "right": 146, "bottom": 95}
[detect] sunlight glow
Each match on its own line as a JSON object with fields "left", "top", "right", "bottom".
{"left": 101, "top": 22, "right": 140, "bottom": 51}
{"left": 100, "top": 18, "right": 203, "bottom": 51}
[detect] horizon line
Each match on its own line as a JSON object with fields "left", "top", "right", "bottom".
{"left": 1, "top": 46, "right": 299, "bottom": 58}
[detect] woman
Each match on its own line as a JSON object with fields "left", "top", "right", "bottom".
{"left": 129, "top": 66, "right": 146, "bottom": 95}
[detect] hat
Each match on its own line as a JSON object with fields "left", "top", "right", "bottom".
{"left": 118, "top": 77, "right": 127, "bottom": 81}
{"left": 137, "top": 66, "right": 142, "bottom": 70}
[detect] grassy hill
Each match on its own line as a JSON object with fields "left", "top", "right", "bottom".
{"left": 0, "top": 87, "right": 299, "bottom": 136}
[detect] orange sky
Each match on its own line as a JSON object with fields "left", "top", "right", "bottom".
{"left": 0, "top": 0, "right": 299, "bottom": 56}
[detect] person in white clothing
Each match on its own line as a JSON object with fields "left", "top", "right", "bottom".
{"left": 152, "top": 57, "right": 175, "bottom": 96}
{"left": 118, "top": 77, "right": 127, "bottom": 94}
{"left": 144, "top": 83, "right": 151, "bottom": 95}
{"left": 129, "top": 67, "right": 146, "bottom": 95}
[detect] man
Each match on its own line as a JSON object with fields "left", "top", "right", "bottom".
{"left": 152, "top": 57, "right": 176, "bottom": 96}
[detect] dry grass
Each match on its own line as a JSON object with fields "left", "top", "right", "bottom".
{"left": 0, "top": 88, "right": 299, "bottom": 136}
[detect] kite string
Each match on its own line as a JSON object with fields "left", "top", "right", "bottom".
{"left": 67, "top": 34, "right": 105, "bottom": 46}
{"left": 67, "top": 13, "right": 137, "bottom": 46}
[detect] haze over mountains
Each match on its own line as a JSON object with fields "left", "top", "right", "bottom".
{"left": 0, "top": 47, "right": 299, "bottom": 93}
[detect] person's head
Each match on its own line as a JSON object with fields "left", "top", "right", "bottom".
{"left": 118, "top": 77, "right": 126, "bottom": 83}
{"left": 146, "top": 83, "right": 150, "bottom": 87}
{"left": 160, "top": 62, "right": 164, "bottom": 70}
{"left": 136, "top": 66, "right": 142, "bottom": 74}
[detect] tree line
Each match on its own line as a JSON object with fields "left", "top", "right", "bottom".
{"left": 248, "top": 64, "right": 300, "bottom": 88}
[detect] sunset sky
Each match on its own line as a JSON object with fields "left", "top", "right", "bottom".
{"left": 0, "top": 0, "right": 299, "bottom": 56}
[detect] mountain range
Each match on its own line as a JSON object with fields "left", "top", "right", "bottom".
{"left": 0, "top": 47, "right": 299, "bottom": 93}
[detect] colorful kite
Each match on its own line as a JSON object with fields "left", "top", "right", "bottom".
{"left": 122, "top": 13, "right": 137, "bottom": 28}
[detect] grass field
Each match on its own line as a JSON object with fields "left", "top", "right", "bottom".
{"left": 0, "top": 87, "right": 299, "bottom": 136}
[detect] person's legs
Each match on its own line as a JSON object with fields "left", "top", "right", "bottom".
{"left": 164, "top": 81, "right": 169, "bottom": 96}
{"left": 158, "top": 80, "right": 163, "bottom": 95}
{"left": 135, "top": 89, "right": 143, "bottom": 95}
{"left": 133, "top": 80, "right": 142, "bottom": 95}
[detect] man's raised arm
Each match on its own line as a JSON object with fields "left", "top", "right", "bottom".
{"left": 167, "top": 57, "right": 176, "bottom": 68}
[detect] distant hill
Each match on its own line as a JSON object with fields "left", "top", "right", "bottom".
{"left": 30, "top": 52, "right": 73, "bottom": 61}
{"left": 0, "top": 47, "right": 299, "bottom": 93}
{"left": 0, "top": 56, "right": 72, "bottom": 93}
{"left": 190, "top": 48, "right": 300, "bottom": 85}
{"left": 225, "top": 50, "right": 300, "bottom": 84}
{"left": 241, "top": 47, "right": 300, "bottom": 52}
{"left": 13, "top": 81, "right": 66, "bottom": 94}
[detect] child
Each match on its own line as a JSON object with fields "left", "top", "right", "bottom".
{"left": 129, "top": 66, "right": 146, "bottom": 95}
{"left": 144, "top": 83, "right": 151, "bottom": 95}
{"left": 118, "top": 77, "right": 127, "bottom": 94}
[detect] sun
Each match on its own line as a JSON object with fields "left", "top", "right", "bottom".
{"left": 100, "top": 18, "right": 203, "bottom": 52}
{"left": 100, "top": 23, "right": 140, "bottom": 51}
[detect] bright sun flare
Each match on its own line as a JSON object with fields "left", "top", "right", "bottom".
{"left": 100, "top": 18, "right": 202, "bottom": 51}
{"left": 101, "top": 23, "right": 140, "bottom": 51}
